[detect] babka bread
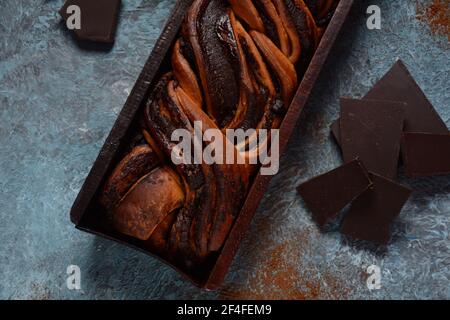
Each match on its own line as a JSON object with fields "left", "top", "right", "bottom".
{"left": 100, "top": 0, "right": 339, "bottom": 272}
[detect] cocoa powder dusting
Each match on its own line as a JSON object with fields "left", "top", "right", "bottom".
{"left": 417, "top": 0, "right": 450, "bottom": 41}
{"left": 219, "top": 231, "right": 350, "bottom": 300}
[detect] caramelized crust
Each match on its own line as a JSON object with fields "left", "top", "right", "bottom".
{"left": 100, "top": 144, "right": 160, "bottom": 212}
{"left": 229, "top": 0, "right": 265, "bottom": 32}
{"left": 113, "top": 167, "right": 184, "bottom": 241}
{"left": 251, "top": 30, "right": 297, "bottom": 105}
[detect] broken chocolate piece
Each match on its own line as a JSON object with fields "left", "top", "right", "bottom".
{"left": 365, "top": 60, "right": 448, "bottom": 133}
{"left": 341, "top": 172, "right": 412, "bottom": 245}
{"left": 297, "top": 160, "right": 372, "bottom": 227}
{"left": 340, "top": 98, "right": 405, "bottom": 179}
{"left": 331, "top": 60, "right": 448, "bottom": 146}
{"left": 402, "top": 133, "right": 450, "bottom": 177}
{"left": 59, "top": 0, "right": 121, "bottom": 43}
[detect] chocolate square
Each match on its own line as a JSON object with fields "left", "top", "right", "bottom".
{"left": 402, "top": 133, "right": 450, "bottom": 177}
{"left": 365, "top": 60, "right": 448, "bottom": 133}
{"left": 297, "top": 160, "right": 372, "bottom": 227}
{"left": 340, "top": 98, "right": 405, "bottom": 179}
{"left": 331, "top": 60, "right": 448, "bottom": 146}
{"left": 341, "top": 172, "right": 412, "bottom": 245}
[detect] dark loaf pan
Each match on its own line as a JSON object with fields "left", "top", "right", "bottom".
{"left": 70, "top": 0, "right": 355, "bottom": 290}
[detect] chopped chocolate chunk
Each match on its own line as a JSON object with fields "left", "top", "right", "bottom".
{"left": 365, "top": 60, "right": 448, "bottom": 133}
{"left": 341, "top": 172, "right": 412, "bottom": 245}
{"left": 402, "top": 133, "right": 450, "bottom": 177}
{"left": 297, "top": 160, "right": 373, "bottom": 227}
{"left": 340, "top": 98, "right": 405, "bottom": 179}
{"left": 331, "top": 60, "right": 448, "bottom": 146}
{"left": 59, "top": 0, "right": 121, "bottom": 43}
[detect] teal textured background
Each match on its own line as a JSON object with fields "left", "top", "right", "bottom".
{"left": 0, "top": 0, "right": 449, "bottom": 299}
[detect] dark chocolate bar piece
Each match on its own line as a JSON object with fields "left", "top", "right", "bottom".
{"left": 331, "top": 60, "right": 448, "bottom": 145}
{"left": 365, "top": 60, "right": 448, "bottom": 133}
{"left": 297, "top": 160, "right": 372, "bottom": 227}
{"left": 341, "top": 172, "right": 412, "bottom": 245}
{"left": 340, "top": 98, "right": 405, "bottom": 179}
{"left": 402, "top": 133, "right": 450, "bottom": 177}
{"left": 59, "top": 0, "right": 121, "bottom": 43}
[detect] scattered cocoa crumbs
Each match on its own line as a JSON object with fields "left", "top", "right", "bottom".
{"left": 417, "top": 0, "right": 450, "bottom": 41}
{"left": 219, "top": 232, "right": 351, "bottom": 300}
{"left": 29, "top": 283, "right": 51, "bottom": 300}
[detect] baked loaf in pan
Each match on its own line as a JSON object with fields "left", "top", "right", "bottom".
{"left": 100, "top": 0, "right": 339, "bottom": 273}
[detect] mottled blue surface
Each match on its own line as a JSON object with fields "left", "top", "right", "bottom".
{"left": 0, "top": 0, "right": 449, "bottom": 299}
